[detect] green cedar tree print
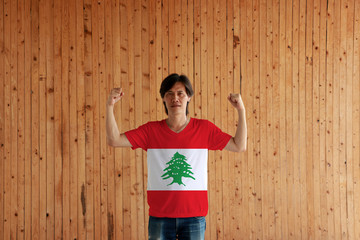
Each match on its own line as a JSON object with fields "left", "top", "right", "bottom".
{"left": 161, "top": 152, "right": 196, "bottom": 186}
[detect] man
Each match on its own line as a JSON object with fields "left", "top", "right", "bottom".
{"left": 106, "top": 73, "right": 247, "bottom": 240}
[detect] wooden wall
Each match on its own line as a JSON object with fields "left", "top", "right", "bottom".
{"left": 1, "top": 0, "right": 360, "bottom": 239}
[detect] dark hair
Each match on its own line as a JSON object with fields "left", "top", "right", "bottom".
{"left": 160, "top": 73, "right": 194, "bottom": 115}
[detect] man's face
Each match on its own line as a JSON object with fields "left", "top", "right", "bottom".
{"left": 162, "top": 82, "right": 190, "bottom": 115}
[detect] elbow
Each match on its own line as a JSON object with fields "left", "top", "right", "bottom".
{"left": 229, "top": 138, "right": 247, "bottom": 153}
{"left": 107, "top": 138, "right": 116, "bottom": 147}
{"left": 238, "top": 145, "right": 247, "bottom": 152}
{"left": 235, "top": 143, "right": 247, "bottom": 153}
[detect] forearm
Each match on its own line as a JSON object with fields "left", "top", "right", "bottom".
{"left": 233, "top": 109, "right": 247, "bottom": 152}
{"left": 106, "top": 105, "right": 121, "bottom": 144}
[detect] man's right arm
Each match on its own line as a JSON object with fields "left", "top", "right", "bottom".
{"left": 106, "top": 88, "right": 133, "bottom": 148}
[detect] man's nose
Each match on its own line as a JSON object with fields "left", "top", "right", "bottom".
{"left": 172, "top": 95, "right": 179, "bottom": 102}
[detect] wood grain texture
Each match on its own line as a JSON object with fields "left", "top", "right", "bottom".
{"left": 1, "top": 0, "right": 359, "bottom": 239}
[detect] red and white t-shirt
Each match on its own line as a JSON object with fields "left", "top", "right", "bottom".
{"left": 125, "top": 118, "right": 232, "bottom": 218}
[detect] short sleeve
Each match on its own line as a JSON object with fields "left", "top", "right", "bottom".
{"left": 207, "top": 121, "right": 232, "bottom": 150}
{"left": 124, "top": 123, "right": 149, "bottom": 150}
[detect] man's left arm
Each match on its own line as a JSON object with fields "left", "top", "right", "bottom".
{"left": 224, "top": 93, "right": 247, "bottom": 152}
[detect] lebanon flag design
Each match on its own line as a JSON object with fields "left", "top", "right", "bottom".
{"left": 124, "top": 118, "right": 232, "bottom": 217}
{"left": 147, "top": 149, "right": 208, "bottom": 191}
{"left": 147, "top": 148, "right": 208, "bottom": 217}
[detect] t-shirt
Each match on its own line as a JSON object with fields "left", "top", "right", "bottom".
{"left": 124, "top": 118, "right": 232, "bottom": 218}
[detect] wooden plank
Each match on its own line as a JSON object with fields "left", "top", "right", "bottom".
{"left": 61, "top": 0, "right": 70, "bottom": 236}
{"left": 128, "top": 0, "right": 141, "bottom": 239}
{"left": 119, "top": 0, "right": 129, "bottom": 237}
{"left": 187, "top": 0, "right": 194, "bottom": 119}
{"left": 352, "top": 0, "right": 360, "bottom": 239}
{"left": 45, "top": 0, "right": 55, "bottom": 237}
{"left": 345, "top": 0, "right": 355, "bottom": 239}
{"left": 285, "top": 0, "right": 296, "bottom": 238}
{"left": 45, "top": 10, "right": 55, "bottom": 240}
{"left": 251, "top": 0, "right": 264, "bottom": 239}
{"left": 24, "top": 0, "right": 32, "bottom": 238}
{"left": 325, "top": 0, "right": 335, "bottom": 238}
{"left": 200, "top": 0, "right": 207, "bottom": 120}
{"left": 0, "top": 0, "right": 4, "bottom": 235}
{"left": 30, "top": 0, "right": 40, "bottom": 237}
{"left": 149, "top": 0, "right": 156, "bottom": 123}
{"left": 298, "top": 0, "right": 308, "bottom": 238}
{"left": 168, "top": 0, "right": 175, "bottom": 73}
{"left": 246, "top": 1, "right": 259, "bottom": 238}
{"left": 126, "top": 0, "right": 137, "bottom": 236}
{"left": 16, "top": 0, "right": 26, "bottom": 238}
{"left": 331, "top": 0, "right": 341, "bottom": 238}
{"left": 155, "top": 0, "right": 163, "bottom": 120}
{"left": 265, "top": 0, "right": 275, "bottom": 238}
{"left": 353, "top": 1, "right": 360, "bottom": 239}
{"left": 217, "top": 0, "right": 229, "bottom": 237}
{"left": 271, "top": 0, "right": 281, "bottom": 238}
{"left": 75, "top": 0, "right": 86, "bottom": 238}
{"left": 338, "top": 0, "right": 348, "bottom": 238}
{"left": 161, "top": 0, "right": 169, "bottom": 91}
{"left": 305, "top": 0, "right": 315, "bottom": 237}
{"left": 91, "top": 0, "right": 101, "bottom": 238}
{"left": 193, "top": 0, "right": 201, "bottom": 119}
{"left": 45, "top": 1, "right": 55, "bottom": 238}
{"left": 311, "top": 0, "right": 322, "bottom": 238}
{"left": 3, "top": 0, "right": 11, "bottom": 238}
{"left": 259, "top": 0, "right": 268, "bottom": 238}
{"left": 53, "top": 0, "right": 63, "bottom": 237}
{"left": 68, "top": 0, "right": 78, "bottom": 238}
{"left": 278, "top": 0, "right": 288, "bottom": 238}
{"left": 83, "top": 0, "right": 94, "bottom": 238}
{"left": 38, "top": 0, "right": 47, "bottom": 238}
{"left": 219, "top": 2, "right": 230, "bottom": 232}
{"left": 181, "top": 0, "right": 188, "bottom": 75}
{"left": 129, "top": 1, "right": 141, "bottom": 239}
{"left": 318, "top": 0, "right": 328, "bottom": 237}
{"left": 219, "top": 0, "right": 229, "bottom": 237}
{"left": 97, "top": 0, "right": 108, "bottom": 238}
{"left": 291, "top": 0, "right": 301, "bottom": 238}
{"left": 10, "top": 0, "right": 19, "bottom": 238}
{"left": 174, "top": 0, "right": 181, "bottom": 72}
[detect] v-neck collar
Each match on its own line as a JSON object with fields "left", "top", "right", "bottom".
{"left": 162, "top": 118, "right": 193, "bottom": 135}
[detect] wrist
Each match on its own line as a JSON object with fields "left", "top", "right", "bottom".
{"left": 237, "top": 108, "right": 245, "bottom": 113}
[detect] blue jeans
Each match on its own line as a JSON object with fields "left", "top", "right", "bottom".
{"left": 148, "top": 216, "right": 206, "bottom": 240}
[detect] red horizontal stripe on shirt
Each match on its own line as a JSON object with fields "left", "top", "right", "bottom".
{"left": 147, "top": 190, "right": 208, "bottom": 218}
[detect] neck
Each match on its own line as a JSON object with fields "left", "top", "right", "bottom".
{"left": 166, "top": 114, "right": 189, "bottom": 133}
